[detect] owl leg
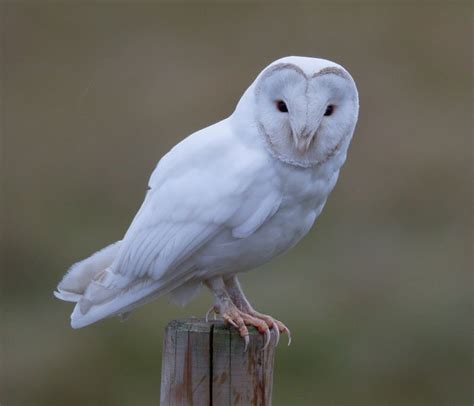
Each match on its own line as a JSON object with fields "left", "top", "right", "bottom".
{"left": 223, "top": 275, "right": 291, "bottom": 346}
{"left": 204, "top": 276, "right": 271, "bottom": 351}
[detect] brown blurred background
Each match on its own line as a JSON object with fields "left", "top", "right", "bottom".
{"left": 1, "top": 2, "right": 472, "bottom": 406}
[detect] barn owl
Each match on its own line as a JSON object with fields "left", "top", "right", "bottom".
{"left": 55, "top": 56, "right": 359, "bottom": 350}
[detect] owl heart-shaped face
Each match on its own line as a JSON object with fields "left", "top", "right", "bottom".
{"left": 254, "top": 60, "right": 359, "bottom": 168}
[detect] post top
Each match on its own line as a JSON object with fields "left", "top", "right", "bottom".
{"left": 166, "top": 317, "right": 261, "bottom": 335}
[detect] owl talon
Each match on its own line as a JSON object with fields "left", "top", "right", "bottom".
{"left": 272, "top": 319, "right": 281, "bottom": 346}
{"left": 286, "top": 328, "right": 292, "bottom": 346}
{"left": 205, "top": 306, "right": 215, "bottom": 323}
{"left": 262, "top": 328, "right": 272, "bottom": 351}
{"left": 243, "top": 334, "right": 250, "bottom": 352}
{"left": 276, "top": 321, "right": 292, "bottom": 346}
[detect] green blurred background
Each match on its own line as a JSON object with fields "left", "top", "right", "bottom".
{"left": 1, "top": 2, "right": 472, "bottom": 405}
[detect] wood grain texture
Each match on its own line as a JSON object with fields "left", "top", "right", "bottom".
{"left": 160, "top": 318, "right": 275, "bottom": 406}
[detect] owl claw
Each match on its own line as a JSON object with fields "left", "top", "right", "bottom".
{"left": 243, "top": 334, "right": 250, "bottom": 352}
{"left": 272, "top": 319, "right": 281, "bottom": 346}
{"left": 205, "top": 306, "right": 214, "bottom": 323}
{"left": 279, "top": 323, "right": 292, "bottom": 346}
{"left": 262, "top": 328, "right": 272, "bottom": 351}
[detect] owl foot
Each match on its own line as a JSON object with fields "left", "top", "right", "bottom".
{"left": 211, "top": 303, "right": 272, "bottom": 352}
{"left": 244, "top": 311, "right": 292, "bottom": 346}
{"left": 222, "top": 275, "right": 292, "bottom": 346}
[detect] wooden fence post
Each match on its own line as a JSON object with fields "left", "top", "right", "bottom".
{"left": 160, "top": 318, "right": 275, "bottom": 406}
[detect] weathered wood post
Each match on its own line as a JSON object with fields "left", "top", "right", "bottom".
{"left": 160, "top": 318, "right": 275, "bottom": 406}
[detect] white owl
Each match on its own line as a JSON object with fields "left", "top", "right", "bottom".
{"left": 55, "top": 56, "right": 359, "bottom": 349}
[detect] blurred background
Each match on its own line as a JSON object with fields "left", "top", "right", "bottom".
{"left": 1, "top": 2, "right": 471, "bottom": 406}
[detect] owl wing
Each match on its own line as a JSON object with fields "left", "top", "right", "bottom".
{"left": 70, "top": 121, "right": 281, "bottom": 328}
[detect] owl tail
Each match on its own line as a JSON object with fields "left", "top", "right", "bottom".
{"left": 54, "top": 241, "right": 122, "bottom": 302}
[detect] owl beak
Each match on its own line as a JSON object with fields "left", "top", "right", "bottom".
{"left": 292, "top": 111, "right": 324, "bottom": 154}
{"left": 294, "top": 136, "right": 309, "bottom": 154}
{"left": 293, "top": 129, "right": 316, "bottom": 155}
{"left": 290, "top": 113, "right": 321, "bottom": 155}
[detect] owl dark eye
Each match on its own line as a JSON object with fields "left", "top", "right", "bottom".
{"left": 324, "top": 105, "right": 334, "bottom": 116}
{"left": 276, "top": 100, "right": 288, "bottom": 113}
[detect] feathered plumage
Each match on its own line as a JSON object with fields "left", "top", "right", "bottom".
{"left": 55, "top": 56, "right": 359, "bottom": 330}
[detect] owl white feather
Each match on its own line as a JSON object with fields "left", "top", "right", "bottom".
{"left": 55, "top": 56, "right": 359, "bottom": 345}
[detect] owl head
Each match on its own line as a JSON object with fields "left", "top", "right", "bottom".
{"left": 234, "top": 56, "right": 359, "bottom": 168}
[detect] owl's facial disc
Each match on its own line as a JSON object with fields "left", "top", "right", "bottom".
{"left": 255, "top": 63, "right": 358, "bottom": 167}
{"left": 254, "top": 62, "right": 358, "bottom": 168}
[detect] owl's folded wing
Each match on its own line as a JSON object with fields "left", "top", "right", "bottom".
{"left": 115, "top": 154, "right": 281, "bottom": 281}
